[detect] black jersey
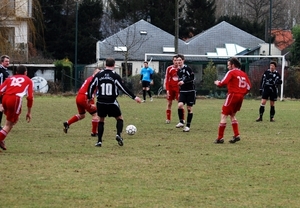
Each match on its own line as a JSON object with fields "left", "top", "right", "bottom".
{"left": 0, "top": 65, "right": 9, "bottom": 84}
{"left": 260, "top": 69, "right": 282, "bottom": 90}
{"left": 177, "top": 64, "right": 195, "bottom": 92}
{"left": 87, "top": 69, "right": 136, "bottom": 103}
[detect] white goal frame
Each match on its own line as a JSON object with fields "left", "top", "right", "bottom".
{"left": 145, "top": 53, "right": 287, "bottom": 101}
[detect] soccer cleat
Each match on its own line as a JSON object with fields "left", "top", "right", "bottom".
{"left": 183, "top": 126, "right": 190, "bottom": 132}
{"left": 63, "top": 122, "right": 69, "bottom": 133}
{"left": 116, "top": 135, "right": 124, "bottom": 146}
{"left": 214, "top": 138, "right": 224, "bottom": 144}
{"left": 256, "top": 117, "right": 262, "bottom": 122}
{"left": 150, "top": 97, "right": 153, "bottom": 101}
{"left": 229, "top": 136, "right": 241, "bottom": 143}
{"left": 270, "top": 118, "right": 275, "bottom": 122}
{"left": 175, "top": 122, "right": 184, "bottom": 128}
{"left": 141, "top": 100, "right": 145, "bottom": 103}
{"left": 165, "top": 120, "right": 170, "bottom": 124}
{"left": 91, "top": 133, "right": 98, "bottom": 137}
{"left": 95, "top": 142, "right": 102, "bottom": 147}
{"left": 0, "top": 140, "right": 7, "bottom": 150}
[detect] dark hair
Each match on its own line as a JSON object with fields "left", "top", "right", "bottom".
{"left": 16, "top": 65, "right": 27, "bottom": 75}
{"left": 105, "top": 58, "right": 115, "bottom": 67}
{"left": 177, "top": 54, "right": 185, "bottom": 60}
{"left": 1, "top": 55, "right": 10, "bottom": 63}
{"left": 172, "top": 55, "right": 178, "bottom": 60}
{"left": 144, "top": 61, "right": 148, "bottom": 64}
{"left": 228, "top": 57, "right": 241, "bottom": 68}
{"left": 270, "top": 61, "right": 277, "bottom": 67}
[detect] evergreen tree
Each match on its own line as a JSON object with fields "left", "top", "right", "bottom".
{"left": 38, "top": 0, "right": 103, "bottom": 64}
{"left": 109, "top": 0, "right": 176, "bottom": 35}
{"left": 290, "top": 25, "right": 300, "bottom": 66}
{"left": 180, "top": 0, "right": 216, "bottom": 39}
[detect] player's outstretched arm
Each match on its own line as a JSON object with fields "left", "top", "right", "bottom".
{"left": 134, "top": 96, "right": 142, "bottom": 103}
{"left": 26, "top": 108, "right": 32, "bottom": 123}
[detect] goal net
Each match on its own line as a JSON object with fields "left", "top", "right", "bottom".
{"left": 145, "top": 53, "right": 287, "bottom": 101}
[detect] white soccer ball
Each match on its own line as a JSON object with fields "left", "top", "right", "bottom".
{"left": 126, "top": 125, "right": 137, "bottom": 135}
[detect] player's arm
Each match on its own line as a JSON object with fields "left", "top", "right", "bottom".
{"left": 275, "top": 72, "right": 282, "bottom": 85}
{"left": 26, "top": 80, "right": 34, "bottom": 122}
{"left": 87, "top": 76, "right": 98, "bottom": 100}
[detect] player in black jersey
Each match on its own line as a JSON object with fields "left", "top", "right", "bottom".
{"left": 256, "top": 61, "right": 282, "bottom": 122}
{"left": 175, "top": 54, "right": 196, "bottom": 132}
{"left": 0, "top": 55, "right": 10, "bottom": 127}
{"left": 87, "top": 58, "right": 141, "bottom": 147}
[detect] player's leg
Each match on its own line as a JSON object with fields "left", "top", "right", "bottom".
{"left": 166, "top": 90, "right": 173, "bottom": 123}
{"left": 214, "top": 113, "right": 227, "bottom": 144}
{"left": 270, "top": 100, "right": 275, "bottom": 121}
{"left": 176, "top": 99, "right": 185, "bottom": 128}
{"left": 87, "top": 102, "right": 98, "bottom": 136}
{"left": 183, "top": 105, "right": 193, "bottom": 132}
{"left": 256, "top": 98, "right": 267, "bottom": 122}
{"left": 63, "top": 96, "right": 86, "bottom": 133}
{"left": 95, "top": 117, "right": 105, "bottom": 147}
{"left": 109, "top": 102, "right": 124, "bottom": 146}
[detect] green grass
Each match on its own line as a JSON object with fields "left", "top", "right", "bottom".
{"left": 1, "top": 96, "right": 300, "bottom": 207}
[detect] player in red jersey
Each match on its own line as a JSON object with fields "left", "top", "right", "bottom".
{"left": 0, "top": 65, "right": 34, "bottom": 150}
{"left": 164, "top": 55, "right": 184, "bottom": 124}
{"left": 214, "top": 57, "right": 251, "bottom": 144}
{"left": 63, "top": 68, "right": 100, "bottom": 136}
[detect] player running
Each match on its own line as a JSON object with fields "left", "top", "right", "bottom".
{"left": 87, "top": 58, "right": 141, "bottom": 147}
{"left": 0, "top": 65, "right": 34, "bottom": 151}
{"left": 63, "top": 68, "right": 100, "bottom": 136}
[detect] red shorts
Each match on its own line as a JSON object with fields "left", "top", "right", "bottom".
{"left": 76, "top": 93, "right": 97, "bottom": 115}
{"left": 167, "top": 87, "right": 179, "bottom": 101}
{"left": 2, "top": 95, "right": 22, "bottom": 123}
{"left": 222, "top": 93, "right": 244, "bottom": 116}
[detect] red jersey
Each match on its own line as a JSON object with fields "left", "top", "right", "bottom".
{"left": 217, "top": 68, "right": 251, "bottom": 95}
{"left": 79, "top": 76, "right": 94, "bottom": 95}
{"left": 0, "top": 75, "right": 34, "bottom": 108}
{"left": 164, "top": 65, "right": 179, "bottom": 91}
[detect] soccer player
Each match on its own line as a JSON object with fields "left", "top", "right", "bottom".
{"left": 0, "top": 55, "right": 11, "bottom": 126}
{"left": 175, "top": 54, "right": 196, "bottom": 132}
{"left": 0, "top": 65, "right": 34, "bottom": 151}
{"left": 140, "top": 61, "right": 154, "bottom": 102}
{"left": 256, "top": 61, "right": 282, "bottom": 122}
{"left": 164, "top": 55, "right": 184, "bottom": 124}
{"left": 63, "top": 68, "right": 100, "bottom": 136}
{"left": 87, "top": 58, "right": 141, "bottom": 147}
{"left": 214, "top": 57, "right": 251, "bottom": 144}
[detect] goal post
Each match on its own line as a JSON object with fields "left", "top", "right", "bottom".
{"left": 145, "top": 53, "right": 287, "bottom": 101}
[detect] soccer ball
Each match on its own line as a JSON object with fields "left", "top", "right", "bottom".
{"left": 126, "top": 125, "right": 137, "bottom": 135}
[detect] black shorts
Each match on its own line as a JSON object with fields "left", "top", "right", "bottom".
{"left": 179, "top": 91, "right": 196, "bottom": 106}
{"left": 142, "top": 81, "right": 150, "bottom": 88}
{"left": 97, "top": 101, "right": 122, "bottom": 118}
{"left": 262, "top": 86, "right": 278, "bottom": 101}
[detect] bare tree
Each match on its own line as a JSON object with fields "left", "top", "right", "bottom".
{"left": 102, "top": 24, "right": 151, "bottom": 80}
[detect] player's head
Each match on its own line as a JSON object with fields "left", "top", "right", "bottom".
{"left": 177, "top": 54, "right": 185, "bottom": 67}
{"left": 270, "top": 61, "right": 277, "bottom": 71}
{"left": 1, "top": 55, "right": 10, "bottom": 67}
{"left": 227, "top": 57, "right": 241, "bottom": 70}
{"left": 16, "top": 65, "right": 27, "bottom": 75}
{"left": 105, "top": 58, "right": 115, "bottom": 67}
{"left": 172, "top": 55, "right": 178, "bottom": 65}
{"left": 143, "top": 61, "right": 148, "bottom": 67}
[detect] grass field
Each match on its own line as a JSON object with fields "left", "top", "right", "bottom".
{"left": 1, "top": 95, "right": 300, "bottom": 207}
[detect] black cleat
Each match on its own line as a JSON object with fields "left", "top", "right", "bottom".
{"left": 63, "top": 122, "right": 69, "bottom": 133}
{"left": 229, "top": 136, "right": 241, "bottom": 143}
{"left": 256, "top": 118, "right": 262, "bottom": 122}
{"left": 214, "top": 138, "right": 224, "bottom": 144}
{"left": 95, "top": 142, "right": 102, "bottom": 147}
{"left": 91, "top": 133, "right": 98, "bottom": 137}
{"left": 116, "top": 135, "right": 124, "bottom": 146}
{"left": 0, "top": 140, "right": 7, "bottom": 150}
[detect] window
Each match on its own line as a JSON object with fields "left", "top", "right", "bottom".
{"left": 0, "top": 0, "right": 15, "bottom": 16}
